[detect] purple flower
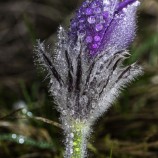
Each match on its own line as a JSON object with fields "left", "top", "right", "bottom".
{"left": 69, "top": 0, "right": 140, "bottom": 55}
{"left": 34, "top": 0, "right": 143, "bottom": 157}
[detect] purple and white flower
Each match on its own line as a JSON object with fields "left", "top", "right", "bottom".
{"left": 34, "top": 0, "right": 143, "bottom": 157}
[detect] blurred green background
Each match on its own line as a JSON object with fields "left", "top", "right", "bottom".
{"left": 0, "top": 0, "right": 158, "bottom": 157}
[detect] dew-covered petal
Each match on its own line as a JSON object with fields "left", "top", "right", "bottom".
{"left": 117, "top": 0, "right": 137, "bottom": 12}
{"left": 69, "top": 0, "right": 119, "bottom": 55}
{"left": 69, "top": 0, "right": 140, "bottom": 56}
{"left": 101, "top": 0, "right": 140, "bottom": 52}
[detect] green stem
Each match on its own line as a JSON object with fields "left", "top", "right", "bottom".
{"left": 64, "top": 121, "right": 90, "bottom": 158}
{"left": 72, "top": 126, "right": 85, "bottom": 158}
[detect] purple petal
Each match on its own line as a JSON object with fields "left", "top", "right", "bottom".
{"left": 69, "top": 0, "right": 140, "bottom": 56}
{"left": 117, "top": 0, "right": 137, "bottom": 12}
{"left": 101, "top": 0, "right": 140, "bottom": 52}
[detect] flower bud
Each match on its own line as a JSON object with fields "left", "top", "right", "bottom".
{"left": 35, "top": 1, "right": 143, "bottom": 157}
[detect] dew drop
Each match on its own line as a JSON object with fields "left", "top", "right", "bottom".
{"left": 91, "top": 2, "right": 97, "bottom": 8}
{"left": 66, "top": 138, "right": 69, "bottom": 143}
{"left": 103, "top": 0, "right": 110, "bottom": 5}
{"left": 95, "top": 24, "right": 103, "bottom": 31}
{"left": 92, "top": 103, "right": 96, "bottom": 108}
{"left": 70, "top": 149, "right": 73, "bottom": 154}
{"left": 122, "top": 8, "right": 127, "bottom": 13}
{"left": 133, "top": 1, "right": 140, "bottom": 7}
{"left": 94, "top": 35, "right": 101, "bottom": 42}
{"left": 27, "top": 111, "right": 33, "bottom": 117}
{"left": 85, "top": 8, "right": 93, "bottom": 15}
{"left": 70, "top": 110, "right": 75, "bottom": 115}
{"left": 87, "top": 16, "right": 96, "bottom": 24}
{"left": 86, "top": 36, "right": 93, "bottom": 43}
{"left": 82, "top": 1, "right": 88, "bottom": 7}
{"left": 69, "top": 140, "right": 73, "bottom": 146}
{"left": 79, "top": 17, "right": 85, "bottom": 23}
{"left": 94, "top": 7, "right": 101, "bottom": 14}
{"left": 99, "top": 15, "right": 104, "bottom": 21}
{"left": 19, "top": 137, "right": 25, "bottom": 144}
{"left": 22, "top": 108, "right": 27, "bottom": 114}
{"left": 63, "top": 110, "right": 67, "bottom": 115}
{"left": 70, "top": 133, "right": 74, "bottom": 138}
{"left": 79, "top": 24, "right": 85, "bottom": 30}
{"left": 64, "top": 122, "right": 68, "bottom": 126}
{"left": 92, "top": 43, "right": 98, "bottom": 49}
{"left": 50, "top": 79, "right": 53, "bottom": 84}
{"left": 12, "top": 134, "right": 17, "bottom": 139}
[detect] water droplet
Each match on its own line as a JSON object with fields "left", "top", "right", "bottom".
{"left": 94, "top": 35, "right": 101, "bottom": 42}
{"left": 22, "top": 108, "right": 27, "bottom": 114}
{"left": 94, "top": 7, "right": 101, "bottom": 14}
{"left": 87, "top": 16, "right": 96, "bottom": 24}
{"left": 122, "top": 8, "right": 127, "bottom": 13}
{"left": 27, "top": 111, "right": 33, "bottom": 117}
{"left": 133, "top": 1, "right": 140, "bottom": 7}
{"left": 86, "top": 36, "right": 93, "bottom": 43}
{"left": 50, "top": 79, "right": 53, "bottom": 84}
{"left": 95, "top": 24, "right": 103, "bottom": 31}
{"left": 82, "top": 1, "right": 88, "bottom": 7}
{"left": 69, "top": 140, "right": 73, "bottom": 146}
{"left": 99, "top": 15, "right": 104, "bottom": 21}
{"left": 91, "top": 2, "right": 97, "bottom": 8}
{"left": 79, "top": 24, "right": 85, "bottom": 30}
{"left": 70, "top": 110, "right": 75, "bottom": 115}
{"left": 96, "top": 15, "right": 105, "bottom": 24}
{"left": 85, "top": 8, "right": 93, "bottom": 15}
{"left": 103, "top": 0, "right": 110, "bottom": 5}
{"left": 70, "top": 149, "right": 73, "bottom": 154}
{"left": 77, "top": 13, "right": 81, "bottom": 18}
{"left": 66, "top": 138, "right": 69, "bottom": 143}
{"left": 79, "top": 17, "right": 85, "bottom": 23}
{"left": 70, "top": 133, "right": 74, "bottom": 138}
{"left": 92, "top": 43, "right": 98, "bottom": 49}
{"left": 92, "top": 103, "right": 96, "bottom": 108}
{"left": 63, "top": 110, "right": 67, "bottom": 115}
{"left": 19, "top": 137, "right": 25, "bottom": 144}
{"left": 12, "top": 134, "right": 17, "bottom": 139}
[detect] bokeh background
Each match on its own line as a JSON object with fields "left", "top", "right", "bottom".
{"left": 0, "top": 0, "right": 158, "bottom": 157}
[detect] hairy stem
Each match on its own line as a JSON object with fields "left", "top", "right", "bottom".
{"left": 64, "top": 121, "right": 90, "bottom": 158}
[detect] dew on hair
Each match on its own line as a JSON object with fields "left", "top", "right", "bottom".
{"left": 70, "top": 133, "right": 74, "bottom": 138}
{"left": 12, "top": 134, "right": 17, "bottom": 139}
{"left": 27, "top": 111, "right": 33, "bottom": 117}
{"left": 18, "top": 137, "right": 25, "bottom": 144}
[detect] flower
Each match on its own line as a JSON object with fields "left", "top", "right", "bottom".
{"left": 69, "top": 0, "right": 140, "bottom": 55}
{"left": 34, "top": 0, "right": 143, "bottom": 157}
